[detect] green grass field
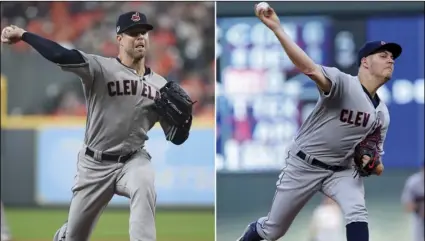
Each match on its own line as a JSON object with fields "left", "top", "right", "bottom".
{"left": 4, "top": 208, "right": 214, "bottom": 241}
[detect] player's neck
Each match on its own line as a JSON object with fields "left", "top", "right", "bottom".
{"left": 118, "top": 54, "right": 146, "bottom": 76}
{"left": 358, "top": 72, "right": 383, "bottom": 97}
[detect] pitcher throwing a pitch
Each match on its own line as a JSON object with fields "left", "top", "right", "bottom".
{"left": 1, "top": 11, "right": 195, "bottom": 241}
{"left": 238, "top": 3, "right": 402, "bottom": 241}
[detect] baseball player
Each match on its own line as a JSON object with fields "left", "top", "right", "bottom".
{"left": 1, "top": 11, "right": 195, "bottom": 241}
{"left": 238, "top": 3, "right": 401, "bottom": 241}
{"left": 401, "top": 161, "right": 424, "bottom": 241}
{"left": 1, "top": 201, "right": 12, "bottom": 241}
{"left": 308, "top": 196, "right": 344, "bottom": 241}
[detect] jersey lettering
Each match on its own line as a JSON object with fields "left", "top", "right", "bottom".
{"left": 141, "top": 82, "right": 159, "bottom": 100}
{"left": 339, "top": 109, "right": 370, "bottom": 127}
{"left": 107, "top": 80, "right": 159, "bottom": 100}
{"left": 292, "top": 65, "right": 390, "bottom": 165}
{"left": 60, "top": 51, "right": 175, "bottom": 154}
{"left": 107, "top": 80, "right": 138, "bottom": 96}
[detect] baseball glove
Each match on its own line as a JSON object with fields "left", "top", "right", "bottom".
{"left": 154, "top": 81, "right": 196, "bottom": 126}
{"left": 352, "top": 137, "right": 382, "bottom": 178}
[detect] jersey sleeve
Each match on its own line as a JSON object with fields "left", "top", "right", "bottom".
{"left": 318, "top": 65, "right": 346, "bottom": 100}
{"left": 58, "top": 50, "right": 102, "bottom": 85}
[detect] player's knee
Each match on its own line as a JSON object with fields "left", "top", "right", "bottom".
{"left": 344, "top": 204, "right": 368, "bottom": 224}
{"left": 128, "top": 170, "right": 155, "bottom": 200}
{"left": 130, "top": 184, "right": 154, "bottom": 202}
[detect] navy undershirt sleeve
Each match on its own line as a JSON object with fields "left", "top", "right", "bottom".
{"left": 21, "top": 32, "right": 85, "bottom": 65}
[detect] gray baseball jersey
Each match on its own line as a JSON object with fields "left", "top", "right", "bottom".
{"left": 402, "top": 171, "right": 424, "bottom": 241}
{"left": 60, "top": 50, "right": 175, "bottom": 155}
{"left": 253, "top": 66, "right": 389, "bottom": 241}
{"left": 293, "top": 66, "right": 390, "bottom": 166}
{"left": 52, "top": 50, "right": 178, "bottom": 241}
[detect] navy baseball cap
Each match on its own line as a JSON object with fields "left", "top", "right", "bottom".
{"left": 357, "top": 41, "right": 402, "bottom": 66}
{"left": 116, "top": 11, "right": 153, "bottom": 34}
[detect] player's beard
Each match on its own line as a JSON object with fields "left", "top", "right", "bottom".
{"left": 128, "top": 47, "right": 145, "bottom": 61}
{"left": 382, "top": 68, "right": 393, "bottom": 82}
{"left": 383, "top": 74, "right": 391, "bottom": 82}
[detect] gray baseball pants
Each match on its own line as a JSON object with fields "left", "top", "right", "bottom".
{"left": 53, "top": 146, "right": 156, "bottom": 241}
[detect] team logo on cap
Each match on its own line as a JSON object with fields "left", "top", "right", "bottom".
{"left": 131, "top": 12, "right": 140, "bottom": 22}
{"left": 381, "top": 41, "right": 386, "bottom": 45}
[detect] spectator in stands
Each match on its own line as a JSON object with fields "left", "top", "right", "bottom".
{"left": 2, "top": 2, "right": 214, "bottom": 119}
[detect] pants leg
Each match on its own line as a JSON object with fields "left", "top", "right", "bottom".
{"left": 255, "top": 153, "right": 331, "bottom": 241}
{"left": 321, "top": 168, "right": 368, "bottom": 225}
{"left": 322, "top": 170, "right": 369, "bottom": 241}
{"left": 115, "top": 149, "right": 156, "bottom": 241}
{"left": 53, "top": 150, "right": 121, "bottom": 241}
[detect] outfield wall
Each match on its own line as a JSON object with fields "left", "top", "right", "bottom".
{"left": 1, "top": 126, "right": 215, "bottom": 208}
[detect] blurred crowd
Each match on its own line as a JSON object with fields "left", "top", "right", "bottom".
{"left": 1, "top": 1, "right": 215, "bottom": 120}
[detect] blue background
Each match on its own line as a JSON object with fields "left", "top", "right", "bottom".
{"left": 367, "top": 16, "right": 424, "bottom": 167}
{"left": 35, "top": 127, "right": 215, "bottom": 207}
{"left": 216, "top": 14, "right": 424, "bottom": 171}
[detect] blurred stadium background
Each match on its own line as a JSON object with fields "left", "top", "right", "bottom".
{"left": 216, "top": 1, "right": 424, "bottom": 241}
{"left": 1, "top": 1, "right": 214, "bottom": 241}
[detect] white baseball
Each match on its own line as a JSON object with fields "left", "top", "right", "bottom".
{"left": 1, "top": 27, "right": 13, "bottom": 43}
{"left": 256, "top": 2, "right": 271, "bottom": 15}
{"left": 2, "top": 27, "right": 12, "bottom": 35}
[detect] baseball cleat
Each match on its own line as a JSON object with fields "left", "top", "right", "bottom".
{"left": 52, "top": 222, "right": 67, "bottom": 241}
{"left": 237, "top": 221, "right": 263, "bottom": 241}
{"left": 236, "top": 224, "right": 250, "bottom": 241}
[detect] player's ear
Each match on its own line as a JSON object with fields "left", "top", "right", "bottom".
{"left": 116, "top": 34, "right": 122, "bottom": 44}
{"left": 145, "top": 32, "right": 150, "bottom": 46}
{"left": 361, "top": 57, "right": 368, "bottom": 68}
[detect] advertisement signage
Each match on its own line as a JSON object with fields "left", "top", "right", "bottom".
{"left": 36, "top": 127, "right": 215, "bottom": 206}
{"left": 217, "top": 15, "right": 424, "bottom": 172}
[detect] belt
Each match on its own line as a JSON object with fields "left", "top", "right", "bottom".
{"left": 296, "top": 151, "right": 346, "bottom": 172}
{"left": 85, "top": 147, "right": 135, "bottom": 163}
